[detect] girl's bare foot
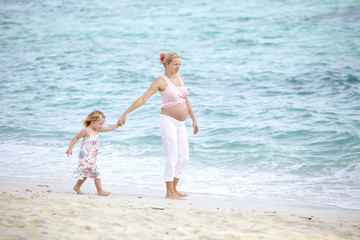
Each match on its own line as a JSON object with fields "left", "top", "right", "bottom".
{"left": 165, "top": 193, "right": 186, "bottom": 200}
{"left": 73, "top": 186, "right": 84, "bottom": 195}
{"left": 98, "top": 191, "right": 111, "bottom": 196}
{"left": 175, "top": 190, "right": 188, "bottom": 197}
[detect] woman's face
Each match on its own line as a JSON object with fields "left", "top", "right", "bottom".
{"left": 166, "top": 58, "right": 180, "bottom": 74}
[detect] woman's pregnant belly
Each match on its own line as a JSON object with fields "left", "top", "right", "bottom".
{"left": 161, "top": 102, "right": 188, "bottom": 121}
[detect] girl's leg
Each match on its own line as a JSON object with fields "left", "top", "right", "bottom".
{"left": 73, "top": 177, "right": 87, "bottom": 194}
{"left": 94, "top": 178, "right": 111, "bottom": 196}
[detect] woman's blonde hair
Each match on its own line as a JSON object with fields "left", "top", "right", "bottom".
{"left": 159, "top": 52, "right": 180, "bottom": 67}
{"left": 83, "top": 110, "right": 105, "bottom": 127}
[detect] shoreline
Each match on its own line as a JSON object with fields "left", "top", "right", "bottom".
{"left": 1, "top": 176, "right": 359, "bottom": 239}
{"left": 2, "top": 176, "right": 359, "bottom": 208}
{"left": 1, "top": 176, "right": 359, "bottom": 219}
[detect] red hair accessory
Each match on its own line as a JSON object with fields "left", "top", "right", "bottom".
{"left": 160, "top": 53, "right": 165, "bottom": 62}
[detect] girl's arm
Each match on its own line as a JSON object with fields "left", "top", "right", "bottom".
{"left": 185, "top": 98, "right": 199, "bottom": 134}
{"left": 100, "top": 124, "right": 120, "bottom": 132}
{"left": 118, "top": 78, "right": 163, "bottom": 126}
{"left": 66, "top": 129, "right": 88, "bottom": 156}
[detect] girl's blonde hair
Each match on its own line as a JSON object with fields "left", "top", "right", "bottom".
{"left": 83, "top": 110, "right": 105, "bottom": 127}
{"left": 159, "top": 52, "right": 180, "bottom": 67}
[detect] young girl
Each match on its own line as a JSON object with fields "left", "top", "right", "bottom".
{"left": 66, "top": 110, "right": 120, "bottom": 196}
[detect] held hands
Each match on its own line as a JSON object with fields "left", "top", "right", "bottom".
{"left": 117, "top": 113, "right": 127, "bottom": 127}
{"left": 193, "top": 121, "right": 199, "bottom": 134}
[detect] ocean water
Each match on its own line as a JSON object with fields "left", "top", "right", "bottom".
{"left": 1, "top": 0, "right": 360, "bottom": 209}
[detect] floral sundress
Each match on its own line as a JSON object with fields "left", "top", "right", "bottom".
{"left": 73, "top": 133, "right": 100, "bottom": 179}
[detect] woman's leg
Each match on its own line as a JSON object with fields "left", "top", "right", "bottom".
{"left": 73, "top": 177, "right": 87, "bottom": 194}
{"left": 160, "top": 115, "right": 184, "bottom": 200}
{"left": 165, "top": 181, "right": 183, "bottom": 200}
{"left": 173, "top": 177, "right": 188, "bottom": 197}
{"left": 94, "top": 178, "right": 111, "bottom": 196}
{"left": 173, "top": 122, "right": 189, "bottom": 197}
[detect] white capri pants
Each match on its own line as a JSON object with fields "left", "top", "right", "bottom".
{"left": 159, "top": 114, "right": 189, "bottom": 182}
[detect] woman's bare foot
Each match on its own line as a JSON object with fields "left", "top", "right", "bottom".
{"left": 98, "top": 191, "right": 111, "bottom": 196}
{"left": 175, "top": 190, "right": 188, "bottom": 197}
{"left": 73, "top": 186, "right": 84, "bottom": 195}
{"left": 165, "top": 193, "right": 186, "bottom": 200}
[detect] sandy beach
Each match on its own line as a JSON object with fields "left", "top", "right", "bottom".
{"left": 0, "top": 177, "right": 359, "bottom": 240}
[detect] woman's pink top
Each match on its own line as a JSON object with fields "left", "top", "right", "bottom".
{"left": 160, "top": 74, "right": 188, "bottom": 109}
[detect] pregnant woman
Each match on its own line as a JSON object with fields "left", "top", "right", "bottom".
{"left": 117, "top": 52, "right": 199, "bottom": 200}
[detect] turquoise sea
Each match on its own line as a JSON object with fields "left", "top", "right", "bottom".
{"left": 1, "top": 0, "right": 359, "bottom": 209}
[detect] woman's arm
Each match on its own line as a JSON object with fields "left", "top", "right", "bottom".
{"left": 118, "top": 78, "right": 163, "bottom": 126}
{"left": 66, "top": 129, "right": 89, "bottom": 156}
{"left": 185, "top": 98, "right": 199, "bottom": 134}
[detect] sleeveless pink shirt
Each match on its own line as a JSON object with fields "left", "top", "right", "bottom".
{"left": 160, "top": 74, "right": 188, "bottom": 109}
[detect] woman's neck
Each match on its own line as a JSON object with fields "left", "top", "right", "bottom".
{"left": 164, "top": 71, "right": 176, "bottom": 79}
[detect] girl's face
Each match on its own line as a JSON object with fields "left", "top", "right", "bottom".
{"left": 165, "top": 58, "right": 180, "bottom": 74}
{"left": 90, "top": 118, "right": 105, "bottom": 131}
